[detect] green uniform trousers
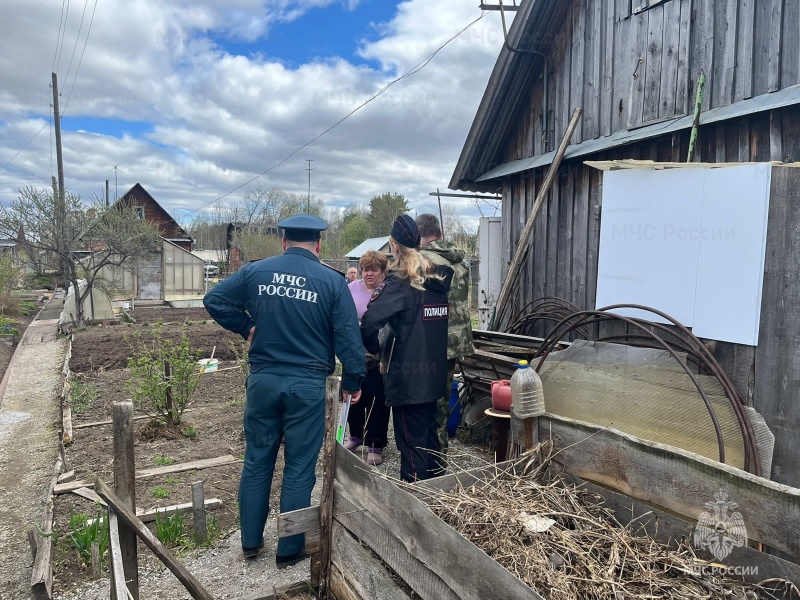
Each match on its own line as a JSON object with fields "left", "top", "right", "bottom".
{"left": 239, "top": 372, "right": 326, "bottom": 556}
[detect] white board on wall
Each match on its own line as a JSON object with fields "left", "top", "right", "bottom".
{"left": 596, "top": 164, "right": 772, "bottom": 345}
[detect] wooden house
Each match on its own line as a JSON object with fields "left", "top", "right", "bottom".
{"left": 116, "top": 183, "right": 193, "bottom": 251}
{"left": 450, "top": 0, "right": 800, "bottom": 486}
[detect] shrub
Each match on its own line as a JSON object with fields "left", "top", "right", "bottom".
{"left": 126, "top": 324, "right": 201, "bottom": 426}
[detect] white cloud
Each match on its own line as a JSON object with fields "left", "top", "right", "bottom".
{"left": 0, "top": 0, "right": 509, "bottom": 234}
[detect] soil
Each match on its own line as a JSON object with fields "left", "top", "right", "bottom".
{"left": 53, "top": 306, "right": 495, "bottom": 599}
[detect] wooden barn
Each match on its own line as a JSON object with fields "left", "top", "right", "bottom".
{"left": 116, "top": 183, "right": 194, "bottom": 251}
{"left": 450, "top": 0, "right": 800, "bottom": 487}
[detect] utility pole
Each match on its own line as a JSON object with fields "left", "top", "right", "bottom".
{"left": 306, "top": 159, "right": 313, "bottom": 212}
{"left": 106, "top": 179, "right": 110, "bottom": 206}
{"left": 52, "top": 72, "right": 67, "bottom": 290}
{"left": 52, "top": 73, "right": 65, "bottom": 203}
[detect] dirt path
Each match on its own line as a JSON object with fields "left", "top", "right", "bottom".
{"left": 0, "top": 312, "right": 65, "bottom": 599}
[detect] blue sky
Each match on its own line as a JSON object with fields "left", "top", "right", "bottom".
{"left": 211, "top": 0, "right": 397, "bottom": 68}
{"left": 0, "top": 0, "right": 508, "bottom": 231}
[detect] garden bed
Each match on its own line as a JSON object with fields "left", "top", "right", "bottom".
{"left": 52, "top": 307, "right": 254, "bottom": 595}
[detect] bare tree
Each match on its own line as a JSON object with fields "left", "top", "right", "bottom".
{"left": 0, "top": 184, "right": 161, "bottom": 326}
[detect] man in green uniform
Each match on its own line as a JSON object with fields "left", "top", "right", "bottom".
{"left": 203, "top": 214, "right": 364, "bottom": 566}
{"left": 416, "top": 214, "right": 475, "bottom": 459}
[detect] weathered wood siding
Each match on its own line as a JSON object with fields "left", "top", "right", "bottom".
{"left": 500, "top": 102, "right": 800, "bottom": 487}
{"left": 505, "top": 0, "right": 800, "bottom": 162}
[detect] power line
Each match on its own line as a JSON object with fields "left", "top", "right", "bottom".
{"left": 55, "top": 0, "right": 72, "bottom": 75}
{"left": 62, "top": 0, "right": 90, "bottom": 90}
{"left": 63, "top": 0, "right": 99, "bottom": 113}
{"left": 182, "top": 9, "right": 487, "bottom": 216}
{"left": 52, "top": 0, "right": 69, "bottom": 72}
{"left": 0, "top": 119, "right": 51, "bottom": 174}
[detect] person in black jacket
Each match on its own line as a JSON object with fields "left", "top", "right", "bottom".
{"left": 361, "top": 215, "right": 453, "bottom": 482}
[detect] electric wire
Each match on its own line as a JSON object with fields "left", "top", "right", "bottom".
{"left": 63, "top": 0, "right": 99, "bottom": 113}
{"left": 55, "top": 0, "right": 72, "bottom": 75}
{"left": 0, "top": 120, "right": 52, "bottom": 175}
{"left": 52, "top": 0, "right": 69, "bottom": 72}
{"left": 62, "top": 0, "right": 90, "bottom": 92}
{"left": 182, "top": 9, "right": 488, "bottom": 216}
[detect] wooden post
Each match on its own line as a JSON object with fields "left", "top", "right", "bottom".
{"left": 191, "top": 481, "right": 207, "bottom": 544}
{"left": 108, "top": 509, "right": 132, "bottom": 600}
{"left": 164, "top": 361, "right": 174, "bottom": 428}
{"left": 96, "top": 479, "right": 215, "bottom": 600}
{"left": 90, "top": 541, "right": 101, "bottom": 579}
{"left": 318, "top": 376, "right": 340, "bottom": 600}
{"left": 493, "top": 107, "right": 583, "bottom": 329}
{"left": 59, "top": 441, "right": 69, "bottom": 471}
{"left": 112, "top": 401, "right": 139, "bottom": 599}
{"left": 27, "top": 528, "right": 37, "bottom": 560}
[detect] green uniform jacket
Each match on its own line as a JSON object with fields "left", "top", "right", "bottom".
{"left": 419, "top": 239, "right": 475, "bottom": 360}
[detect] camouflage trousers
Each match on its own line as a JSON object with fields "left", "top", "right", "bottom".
{"left": 436, "top": 359, "right": 458, "bottom": 463}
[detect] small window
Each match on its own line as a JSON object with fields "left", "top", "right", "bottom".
{"left": 134, "top": 206, "right": 145, "bottom": 220}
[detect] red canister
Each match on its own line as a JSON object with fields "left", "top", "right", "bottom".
{"left": 491, "top": 380, "right": 512, "bottom": 412}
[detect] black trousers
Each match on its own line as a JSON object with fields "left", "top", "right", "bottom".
{"left": 393, "top": 401, "right": 441, "bottom": 482}
{"left": 347, "top": 368, "right": 390, "bottom": 448}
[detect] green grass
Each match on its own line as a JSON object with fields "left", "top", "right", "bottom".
{"left": 152, "top": 455, "right": 175, "bottom": 467}
{"left": 163, "top": 477, "right": 178, "bottom": 485}
{"left": 155, "top": 511, "right": 184, "bottom": 547}
{"left": 152, "top": 487, "right": 169, "bottom": 499}
{"left": 69, "top": 379, "right": 99, "bottom": 415}
{"left": 181, "top": 425, "right": 197, "bottom": 439}
{"left": 68, "top": 510, "right": 109, "bottom": 567}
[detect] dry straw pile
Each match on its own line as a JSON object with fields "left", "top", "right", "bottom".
{"left": 410, "top": 445, "right": 797, "bottom": 600}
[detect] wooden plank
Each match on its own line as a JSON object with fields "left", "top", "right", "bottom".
{"left": 88, "top": 498, "right": 223, "bottom": 525}
{"left": 600, "top": 0, "right": 616, "bottom": 136}
{"left": 642, "top": 4, "right": 665, "bottom": 123}
{"left": 330, "top": 521, "right": 412, "bottom": 600}
{"left": 626, "top": 13, "right": 649, "bottom": 128}
{"left": 112, "top": 401, "right": 138, "bottom": 600}
{"left": 571, "top": 168, "right": 589, "bottom": 310}
{"left": 754, "top": 0, "right": 775, "bottom": 96}
{"left": 554, "top": 19, "right": 572, "bottom": 149}
{"left": 108, "top": 510, "right": 130, "bottom": 600}
{"left": 583, "top": 0, "right": 602, "bottom": 141}
{"left": 58, "top": 470, "right": 76, "bottom": 484}
{"left": 278, "top": 506, "right": 319, "bottom": 538}
{"left": 690, "top": 0, "right": 715, "bottom": 111}
{"left": 771, "top": 109, "right": 784, "bottom": 161}
{"left": 570, "top": 0, "right": 586, "bottom": 142}
{"left": 712, "top": 0, "right": 738, "bottom": 107}
{"left": 782, "top": 0, "right": 800, "bottom": 88}
{"left": 74, "top": 408, "right": 196, "bottom": 430}
{"left": 96, "top": 479, "right": 215, "bottom": 600}
{"left": 74, "top": 486, "right": 107, "bottom": 506}
{"left": 191, "top": 481, "right": 206, "bottom": 544}
{"left": 539, "top": 414, "right": 800, "bottom": 560}
{"left": 334, "top": 483, "right": 460, "bottom": 600}
{"left": 55, "top": 455, "right": 240, "bottom": 494}
{"left": 30, "top": 457, "right": 62, "bottom": 600}
{"left": 557, "top": 169, "right": 573, "bottom": 304}
{"left": 735, "top": 0, "right": 756, "bottom": 101}
{"left": 319, "top": 376, "right": 339, "bottom": 599}
{"left": 545, "top": 183, "right": 559, "bottom": 300}
{"left": 675, "top": 0, "right": 692, "bottom": 115}
{"left": 657, "top": 0, "right": 681, "bottom": 119}
{"left": 337, "top": 448, "right": 541, "bottom": 600}
{"left": 755, "top": 166, "right": 800, "bottom": 489}
{"left": 585, "top": 168, "right": 601, "bottom": 315}
{"left": 768, "top": 0, "right": 783, "bottom": 92}
{"left": 62, "top": 405, "right": 73, "bottom": 445}
{"left": 334, "top": 454, "right": 542, "bottom": 600}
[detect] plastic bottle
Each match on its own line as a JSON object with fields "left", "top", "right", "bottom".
{"left": 510, "top": 360, "right": 545, "bottom": 418}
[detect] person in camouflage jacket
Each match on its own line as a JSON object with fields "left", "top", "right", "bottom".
{"left": 416, "top": 214, "right": 475, "bottom": 460}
